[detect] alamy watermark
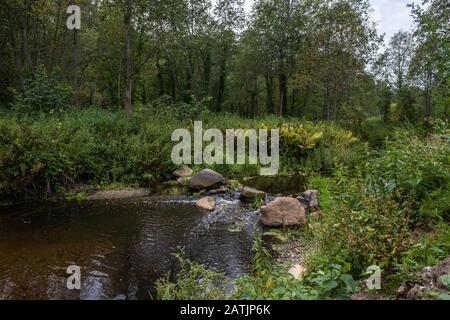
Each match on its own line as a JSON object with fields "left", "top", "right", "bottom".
{"left": 66, "top": 5, "right": 81, "bottom": 30}
{"left": 171, "top": 121, "right": 280, "bottom": 176}
{"left": 67, "top": 265, "right": 81, "bottom": 290}
{"left": 365, "top": 265, "right": 382, "bottom": 290}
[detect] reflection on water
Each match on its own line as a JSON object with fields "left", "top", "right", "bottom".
{"left": 0, "top": 197, "right": 257, "bottom": 300}
{"left": 244, "top": 175, "right": 306, "bottom": 196}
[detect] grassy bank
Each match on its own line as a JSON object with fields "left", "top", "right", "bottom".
{"left": 1, "top": 102, "right": 449, "bottom": 300}
{"left": 156, "top": 120, "right": 450, "bottom": 300}
{"left": 0, "top": 102, "right": 365, "bottom": 200}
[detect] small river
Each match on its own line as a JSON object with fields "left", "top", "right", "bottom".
{"left": 0, "top": 175, "right": 304, "bottom": 300}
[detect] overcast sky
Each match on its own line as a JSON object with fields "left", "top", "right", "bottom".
{"left": 241, "top": 0, "right": 417, "bottom": 43}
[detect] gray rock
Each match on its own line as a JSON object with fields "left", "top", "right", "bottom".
{"left": 189, "top": 169, "right": 226, "bottom": 190}
{"left": 297, "top": 190, "right": 319, "bottom": 209}
{"left": 240, "top": 186, "right": 266, "bottom": 201}
{"left": 260, "top": 197, "right": 306, "bottom": 227}
{"left": 406, "top": 256, "right": 450, "bottom": 299}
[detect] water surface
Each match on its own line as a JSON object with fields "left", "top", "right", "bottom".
{"left": 0, "top": 197, "right": 257, "bottom": 300}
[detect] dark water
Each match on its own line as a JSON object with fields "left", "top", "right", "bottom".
{"left": 244, "top": 175, "right": 306, "bottom": 196}
{"left": 0, "top": 197, "right": 258, "bottom": 300}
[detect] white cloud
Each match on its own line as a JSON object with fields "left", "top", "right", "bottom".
{"left": 370, "top": 0, "right": 415, "bottom": 42}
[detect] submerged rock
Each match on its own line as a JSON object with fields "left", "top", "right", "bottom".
{"left": 260, "top": 197, "right": 306, "bottom": 227}
{"left": 197, "top": 196, "right": 216, "bottom": 211}
{"left": 189, "top": 169, "right": 226, "bottom": 190}
{"left": 240, "top": 186, "right": 266, "bottom": 201}
{"left": 173, "top": 165, "right": 193, "bottom": 178}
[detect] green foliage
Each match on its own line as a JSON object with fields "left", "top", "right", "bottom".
{"left": 313, "top": 188, "right": 412, "bottom": 272}
{"left": 358, "top": 117, "right": 392, "bottom": 147}
{"left": 304, "top": 262, "right": 360, "bottom": 299}
{"left": 234, "top": 236, "right": 359, "bottom": 300}
{"left": 306, "top": 127, "right": 449, "bottom": 287}
{"left": 366, "top": 132, "right": 450, "bottom": 223}
{"left": 13, "top": 65, "right": 72, "bottom": 114}
{"left": 439, "top": 275, "right": 450, "bottom": 290}
{"left": 393, "top": 223, "right": 450, "bottom": 284}
{"left": 0, "top": 109, "right": 177, "bottom": 198}
{"left": 421, "top": 291, "right": 450, "bottom": 300}
{"left": 233, "top": 236, "right": 316, "bottom": 300}
{"left": 306, "top": 176, "right": 333, "bottom": 212}
{"left": 144, "top": 95, "right": 210, "bottom": 120}
{"left": 0, "top": 108, "right": 367, "bottom": 198}
{"left": 259, "top": 120, "right": 365, "bottom": 174}
{"left": 251, "top": 195, "right": 263, "bottom": 209}
{"left": 156, "top": 248, "right": 228, "bottom": 300}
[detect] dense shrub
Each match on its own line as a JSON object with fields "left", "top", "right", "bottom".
{"left": 307, "top": 172, "right": 412, "bottom": 273}
{"left": 0, "top": 109, "right": 178, "bottom": 198}
{"left": 306, "top": 128, "right": 449, "bottom": 278}
{"left": 156, "top": 249, "right": 228, "bottom": 300}
{"left": 365, "top": 132, "right": 450, "bottom": 223}
{"left": 143, "top": 95, "right": 210, "bottom": 120}
{"left": 12, "top": 65, "right": 72, "bottom": 114}
{"left": 393, "top": 223, "right": 450, "bottom": 285}
{"left": 358, "top": 117, "right": 392, "bottom": 147}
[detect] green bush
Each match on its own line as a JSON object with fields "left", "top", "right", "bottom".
{"left": 13, "top": 65, "right": 72, "bottom": 114}
{"left": 306, "top": 129, "right": 449, "bottom": 280}
{"left": 365, "top": 133, "right": 450, "bottom": 223}
{"left": 233, "top": 236, "right": 317, "bottom": 300}
{"left": 304, "top": 261, "right": 360, "bottom": 299}
{"left": 156, "top": 248, "right": 228, "bottom": 300}
{"left": 393, "top": 223, "right": 450, "bottom": 284}
{"left": 0, "top": 109, "right": 177, "bottom": 198}
{"left": 358, "top": 117, "right": 392, "bottom": 147}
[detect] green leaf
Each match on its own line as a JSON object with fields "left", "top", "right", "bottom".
{"left": 340, "top": 274, "right": 359, "bottom": 293}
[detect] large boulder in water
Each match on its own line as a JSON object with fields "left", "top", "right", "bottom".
{"left": 260, "top": 197, "right": 306, "bottom": 227}
{"left": 189, "top": 169, "right": 226, "bottom": 190}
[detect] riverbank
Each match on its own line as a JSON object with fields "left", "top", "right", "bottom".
{"left": 0, "top": 108, "right": 366, "bottom": 201}
{"left": 155, "top": 128, "right": 450, "bottom": 300}
{"left": 1, "top": 109, "right": 448, "bottom": 300}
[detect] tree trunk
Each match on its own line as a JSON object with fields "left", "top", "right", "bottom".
{"left": 265, "top": 66, "right": 274, "bottom": 114}
{"left": 124, "top": 0, "right": 133, "bottom": 117}
{"left": 278, "top": 49, "right": 287, "bottom": 116}
{"left": 215, "top": 48, "right": 228, "bottom": 112}
{"left": 424, "top": 70, "right": 433, "bottom": 117}
{"left": 156, "top": 53, "right": 164, "bottom": 97}
{"left": 278, "top": 72, "right": 287, "bottom": 116}
{"left": 203, "top": 51, "right": 211, "bottom": 97}
{"left": 323, "top": 84, "right": 329, "bottom": 121}
{"left": 9, "top": 30, "right": 25, "bottom": 92}
{"left": 301, "top": 84, "right": 311, "bottom": 117}
{"left": 291, "top": 89, "right": 297, "bottom": 116}
{"left": 71, "top": 28, "right": 79, "bottom": 106}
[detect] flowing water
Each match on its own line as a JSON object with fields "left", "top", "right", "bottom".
{"left": 0, "top": 175, "right": 305, "bottom": 300}
{"left": 0, "top": 197, "right": 258, "bottom": 300}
